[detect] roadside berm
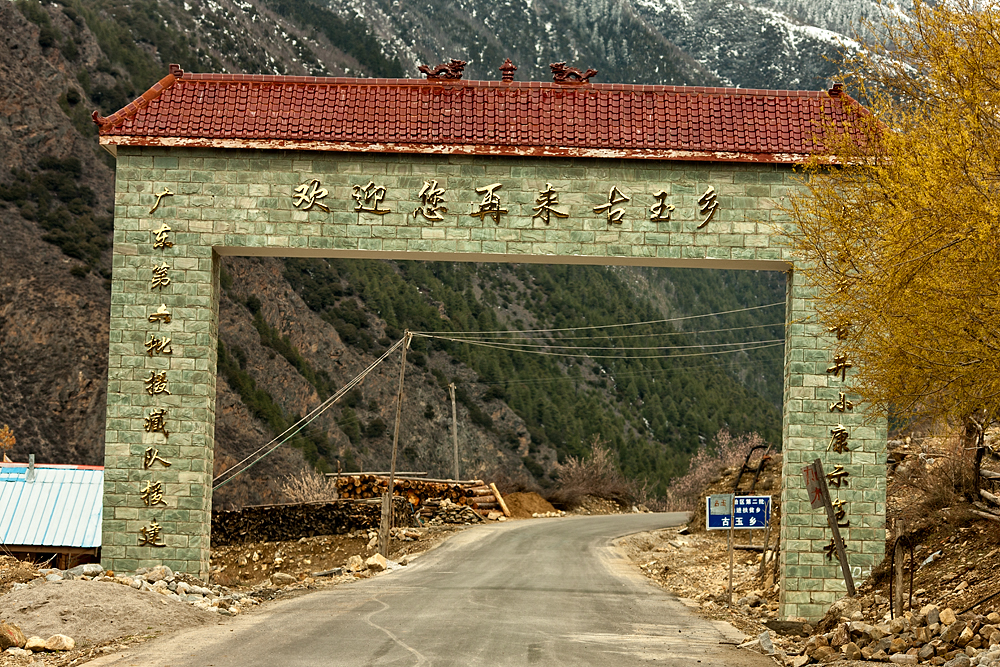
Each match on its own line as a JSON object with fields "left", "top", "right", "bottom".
{"left": 622, "top": 429, "right": 1000, "bottom": 666}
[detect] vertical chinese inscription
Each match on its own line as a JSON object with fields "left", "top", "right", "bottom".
{"left": 150, "top": 263, "right": 171, "bottom": 291}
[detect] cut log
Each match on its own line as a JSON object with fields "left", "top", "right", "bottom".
{"left": 981, "top": 469, "right": 1000, "bottom": 480}
{"left": 980, "top": 488, "right": 1000, "bottom": 506}
{"left": 490, "top": 483, "right": 511, "bottom": 518}
{"left": 971, "top": 509, "right": 1000, "bottom": 523}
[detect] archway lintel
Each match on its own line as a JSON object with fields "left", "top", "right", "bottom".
{"left": 212, "top": 246, "right": 792, "bottom": 272}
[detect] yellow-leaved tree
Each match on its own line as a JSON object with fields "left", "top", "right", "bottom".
{"left": 786, "top": 0, "right": 1000, "bottom": 435}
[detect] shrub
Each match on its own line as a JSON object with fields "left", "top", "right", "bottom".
{"left": 280, "top": 469, "right": 338, "bottom": 504}
{"left": 891, "top": 432, "right": 984, "bottom": 522}
{"left": 546, "top": 436, "right": 639, "bottom": 509}
{"left": 664, "top": 428, "right": 767, "bottom": 512}
{"left": 364, "top": 417, "right": 387, "bottom": 439}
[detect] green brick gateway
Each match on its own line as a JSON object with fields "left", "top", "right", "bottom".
{"left": 94, "top": 64, "right": 886, "bottom": 620}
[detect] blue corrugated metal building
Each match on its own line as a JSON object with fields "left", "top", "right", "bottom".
{"left": 0, "top": 462, "right": 103, "bottom": 567}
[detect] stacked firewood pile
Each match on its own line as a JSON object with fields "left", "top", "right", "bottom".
{"left": 334, "top": 474, "right": 508, "bottom": 515}
{"left": 418, "top": 498, "right": 485, "bottom": 525}
{"left": 211, "top": 497, "right": 415, "bottom": 547}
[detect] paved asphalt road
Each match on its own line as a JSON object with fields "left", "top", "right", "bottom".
{"left": 95, "top": 514, "right": 774, "bottom": 667}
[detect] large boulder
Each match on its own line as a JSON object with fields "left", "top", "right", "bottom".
{"left": 0, "top": 621, "right": 26, "bottom": 650}
{"left": 346, "top": 555, "right": 364, "bottom": 572}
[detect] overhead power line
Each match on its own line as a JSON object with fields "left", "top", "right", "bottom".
{"left": 411, "top": 301, "right": 786, "bottom": 336}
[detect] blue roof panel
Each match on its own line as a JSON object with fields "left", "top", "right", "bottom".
{"left": 0, "top": 464, "right": 103, "bottom": 548}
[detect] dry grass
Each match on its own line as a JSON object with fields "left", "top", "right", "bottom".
{"left": 280, "top": 469, "right": 339, "bottom": 504}
{"left": 663, "top": 428, "right": 767, "bottom": 512}
{"left": 546, "top": 437, "right": 640, "bottom": 509}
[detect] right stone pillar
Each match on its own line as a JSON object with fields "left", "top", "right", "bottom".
{"left": 779, "top": 267, "right": 888, "bottom": 620}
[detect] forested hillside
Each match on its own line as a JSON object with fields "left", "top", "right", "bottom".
{"left": 0, "top": 0, "right": 851, "bottom": 503}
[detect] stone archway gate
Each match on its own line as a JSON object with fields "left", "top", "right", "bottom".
{"left": 94, "top": 64, "right": 886, "bottom": 620}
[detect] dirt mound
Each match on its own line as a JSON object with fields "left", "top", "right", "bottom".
{"left": 0, "top": 579, "right": 216, "bottom": 648}
{"left": 0, "top": 556, "right": 40, "bottom": 597}
{"left": 503, "top": 492, "right": 556, "bottom": 519}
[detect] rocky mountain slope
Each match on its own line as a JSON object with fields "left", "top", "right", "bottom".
{"left": 0, "top": 0, "right": 873, "bottom": 506}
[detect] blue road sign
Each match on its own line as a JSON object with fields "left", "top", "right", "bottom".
{"left": 706, "top": 494, "right": 771, "bottom": 531}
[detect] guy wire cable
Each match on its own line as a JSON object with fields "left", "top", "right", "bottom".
{"left": 213, "top": 336, "right": 406, "bottom": 488}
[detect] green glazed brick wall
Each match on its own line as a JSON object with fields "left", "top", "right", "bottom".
{"left": 779, "top": 269, "right": 887, "bottom": 619}
{"left": 102, "top": 146, "right": 886, "bottom": 616}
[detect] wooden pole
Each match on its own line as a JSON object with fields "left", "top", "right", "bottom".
{"left": 448, "top": 382, "right": 459, "bottom": 481}
{"left": 757, "top": 512, "right": 772, "bottom": 582}
{"left": 892, "top": 520, "right": 905, "bottom": 617}
{"left": 379, "top": 331, "right": 411, "bottom": 558}
{"left": 727, "top": 493, "right": 736, "bottom": 607}
{"left": 811, "top": 459, "right": 856, "bottom": 596}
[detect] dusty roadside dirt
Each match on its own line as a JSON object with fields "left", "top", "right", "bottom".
{"left": 0, "top": 525, "right": 466, "bottom": 667}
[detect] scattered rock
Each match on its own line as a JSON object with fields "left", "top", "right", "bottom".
{"left": 942, "top": 621, "right": 967, "bottom": 644}
{"left": 764, "top": 620, "right": 811, "bottom": 637}
{"left": 24, "top": 636, "right": 46, "bottom": 651}
{"left": 142, "top": 565, "right": 173, "bottom": 582}
{"left": 758, "top": 631, "right": 774, "bottom": 655}
{"left": 66, "top": 563, "right": 104, "bottom": 578}
{"left": 270, "top": 572, "right": 296, "bottom": 586}
{"left": 44, "top": 634, "right": 75, "bottom": 651}
{"left": 4, "top": 647, "right": 31, "bottom": 657}
{"left": 811, "top": 645, "right": 836, "bottom": 661}
{"left": 843, "top": 641, "right": 862, "bottom": 660}
{"left": 943, "top": 654, "right": 971, "bottom": 667}
{"left": 365, "top": 554, "right": 387, "bottom": 572}
{"left": 941, "top": 608, "right": 958, "bottom": 625}
{"left": 0, "top": 621, "right": 26, "bottom": 650}
{"left": 924, "top": 605, "right": 941, "bottom": 626}
{"left": 346, "top": 555, "right": 364, "bottom": 572}
{"left": 889, "top": 653, "right": 918, "bottom": 665}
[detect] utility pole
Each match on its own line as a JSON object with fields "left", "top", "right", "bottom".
{"left": 378, "top": 331, "right": 411, "bottom": 558}
{"left": 448, "top": 382, "right": 459, "bottom": 480}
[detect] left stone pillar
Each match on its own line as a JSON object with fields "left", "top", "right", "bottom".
{"left": 102, "top": 148, "right": 220, "bottom": 578}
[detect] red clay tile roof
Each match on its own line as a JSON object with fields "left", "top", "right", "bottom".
{"left": 95, "top": 69, "right": 862, "bottom": 162}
